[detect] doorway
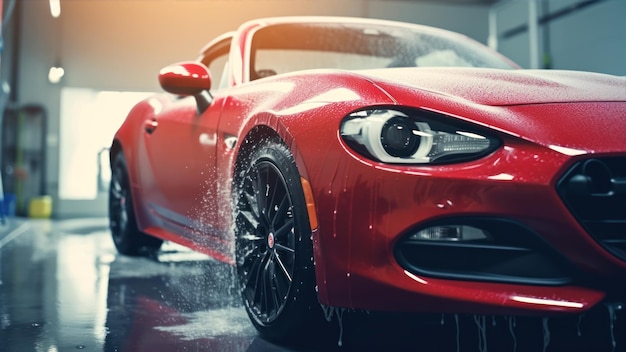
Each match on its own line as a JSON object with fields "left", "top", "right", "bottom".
{"left": 58, "top": 87, "right": 152, "bottom": 217}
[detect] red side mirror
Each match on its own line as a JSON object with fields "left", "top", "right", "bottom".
{"left": 158, "top": 62, "right": 212, "bottom": 96}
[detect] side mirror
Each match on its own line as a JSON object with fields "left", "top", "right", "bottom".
{"left": 159, "top": 62, "right": 212, "bottom": 95}
{"left": 158, "top": 62, "right": 213, "bottom": 112}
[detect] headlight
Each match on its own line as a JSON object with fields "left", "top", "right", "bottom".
{"left": 340, "top": 109, "right": 500, "bottom": 164}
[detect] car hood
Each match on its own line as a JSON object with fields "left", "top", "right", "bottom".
{"left": 350, "top": 67, "right": 626, "bottom": 153}
{"left": 359, "top": 67, "right": 626, "bottom": 106}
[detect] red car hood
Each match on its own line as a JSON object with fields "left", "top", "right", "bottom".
{"left": 353, "top": 67, "right": 626, "bottom": 153}
{"left": 360, "top": 67, "right": 626, "bottom": 106}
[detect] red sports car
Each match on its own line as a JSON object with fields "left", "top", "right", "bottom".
{"left": 109, "top": 16, "right": 626, "bottom": 343}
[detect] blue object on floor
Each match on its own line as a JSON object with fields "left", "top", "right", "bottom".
{"left": 3, "top": 193, "right": 16, "bottom": 218}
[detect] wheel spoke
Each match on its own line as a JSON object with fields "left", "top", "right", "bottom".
{"left": 265, "top": 255, "right": 280, "bottom": 317}
{"left": 238, "top": 209, "right": 261, "bottom": 232}
{"left": 111, "top": 168, "right": 126, "bottom": 193}
{"left": 273, "top": 251, "right": 293, "bottom": 283}
{"left": 110, "top": 173, "right": 123, "bottom": 200}
{"left": 243, "top": 191, "right": 259, "bottom": 218}
{"left": 110, "top": 183, "right": 123, "bottom": 199}
{"left": 239, "top": 225, "right": 265, "bottom": 267}
{"left": 241, "top": 172, "right": 261, "bottom": 219}
{"left": 271, "top": 194, "right": 290, "bottom": 229}
{"left": 274, "top": 218, "right": 294, "bottom": 239}
{"left": 274, "top": 242, "right": 295, "bottom": 254}
{"left": 120, "top": 204, "right": 128, "bottom": 226}
{"left": 255, "top": 166, "right": 268, "bottom": 220}
{"left": 238, "top": 235, "right": 262, "bottom": 265}
{"left": 245, "top": 250, "right": 268, "bottom": 305}
{"left": 267, "top": 172, "right": 280, "bottom": 219}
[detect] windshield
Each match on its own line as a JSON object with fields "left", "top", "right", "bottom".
{"left": 250, "top": 22, "right": 515, "bottom": 80}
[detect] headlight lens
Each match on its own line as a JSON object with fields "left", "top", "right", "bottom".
{"left": 381, "top": 116, "right": 422, "bottom": 157}
{"left": 341, "top": 109, "right": 500, "bottom": 164}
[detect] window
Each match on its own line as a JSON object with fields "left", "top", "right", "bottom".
{"left": 199, "top": 37, "right": 231, "bottom": 92}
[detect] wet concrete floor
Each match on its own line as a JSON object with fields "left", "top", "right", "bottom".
{"left": 0, "top": 218, "right": 624, "bottom": 352}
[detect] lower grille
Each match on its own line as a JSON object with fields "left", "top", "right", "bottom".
{"left": 395, "top": 218, "right": 573, "bottom": 285}
{"left": 557, "top": 157, "right": 626, "bottom": 261}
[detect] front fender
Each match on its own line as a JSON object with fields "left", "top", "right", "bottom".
{"left": 230, "top": 76, "right": 397, "bottom": 305}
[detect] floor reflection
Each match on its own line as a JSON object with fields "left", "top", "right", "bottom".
{"left": 0, "top": 218, "right": 624, "bottom": 352}
{"left": 104, "top": 243, "right": 255, "bottom": 352}
{"left": 0, "top": 218, "right": 257, "bottom": 352}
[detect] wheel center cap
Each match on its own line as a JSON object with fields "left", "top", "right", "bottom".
{"left": 267, "top": 232, "right": 275, "bottom": 249}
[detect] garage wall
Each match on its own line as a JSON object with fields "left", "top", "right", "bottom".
{"left": 11, "top": 0, "right": 492, "bottom": 218}
{"left": 369, "top": 1, "right": 489, "bottom": 44}
{"left": 547, "top": 0, "right": 625, "bottom": 75}
{"left": 494, "top": 0, "right": 626, "bottom": 74}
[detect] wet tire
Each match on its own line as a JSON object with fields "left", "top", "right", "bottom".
{"left": 109, "top": 153, "right": 162, "bottom": 256}
{"left": 234, "top": 140, "right": 322, "bottom": 344}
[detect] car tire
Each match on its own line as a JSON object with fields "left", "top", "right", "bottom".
{"left": 234, "top": 140, "right": 323, "bottom": 344}
{"left": 109, "top": 153, "right": 162, "bottom": 256}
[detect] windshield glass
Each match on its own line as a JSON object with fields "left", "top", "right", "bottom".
{"left": 250, "top": 22, "right": 515, "bottom": 80}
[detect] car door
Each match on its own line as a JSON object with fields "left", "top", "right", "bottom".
{"left": 139, "top": 37, "right": 232, "bottom": 237}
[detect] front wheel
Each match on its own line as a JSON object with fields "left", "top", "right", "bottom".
{"left": 109, "top": 152, "right": 162, "bottom": 256}
{"left": 234, "top": 141, "right": 322, "bottom": 344}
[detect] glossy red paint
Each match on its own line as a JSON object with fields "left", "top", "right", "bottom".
{"left": 158, "top": 62, "right": 212, "bottom": 95}
{"left": 111, "top": 16, "right": 626, "bottom": 331}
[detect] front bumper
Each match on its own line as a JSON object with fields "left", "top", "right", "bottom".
{"left": 309, "top": 137, "right": 626, "bottom": 315}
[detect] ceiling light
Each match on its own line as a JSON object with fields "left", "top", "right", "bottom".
{"left": 48, "top": 66, "right": 64, "bottom": 84}
{"left": 50, "top": 0, "right": 61, "bottom": 18}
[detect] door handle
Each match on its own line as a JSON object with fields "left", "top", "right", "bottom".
{"left": 144, "top": 119, "right": 158, "bottom": 134}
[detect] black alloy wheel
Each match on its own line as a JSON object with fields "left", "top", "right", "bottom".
{"left": 235, "top": 141, "right": 322, "bottom": 343}
{"left": 109, "top": 153, "right": 162, "bottom": 256}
